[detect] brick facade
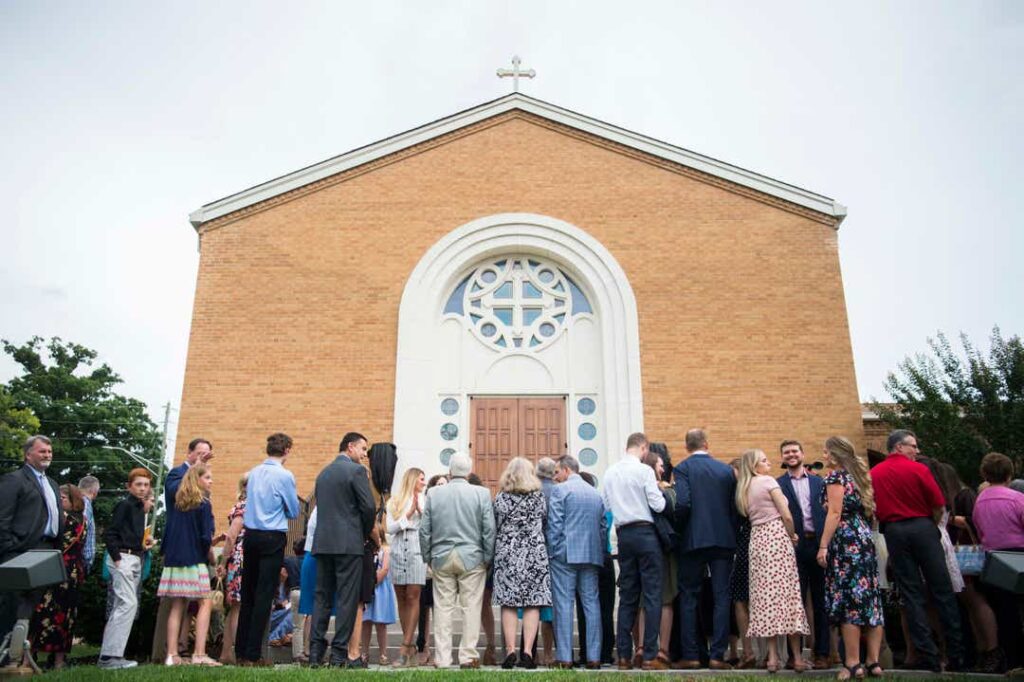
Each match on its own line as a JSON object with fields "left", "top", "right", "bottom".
{"left": 177, "top": 110, "right": 864, "bottom": 527}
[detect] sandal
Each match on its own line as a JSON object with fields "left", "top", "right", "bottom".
{"left": 865, "top": 662, "right": 883, "bottom": 677}
{"left": 793, "top": 659, "right": 811, "bottom": 673}
{"left": 767, "top": 660, "right": 779, "bottom": 674}
{"left": 191, "top": 655, "right": 223, "bottom": 667}
{"left": 837, "top": 663, "right": 865, "bottom": 680}
{"left": 379, "top": 654, "right": 391, "bottom": 666}
{"left": 736, "top": 656, "right": 758, "bottom": 669}
{"left": 164, "top": 655, "right": 182, "bottom": 666}
{"left": 655, "top": 651, "right": 671, "bottom": 665}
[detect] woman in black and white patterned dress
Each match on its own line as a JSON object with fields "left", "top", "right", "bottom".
{"left": 386, "top": 467, "right": 427, "bottom": 667}
{"left": 492, "top": 457, "right": 552, "bottom": 669}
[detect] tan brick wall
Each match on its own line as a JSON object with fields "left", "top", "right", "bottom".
{"left": 176, "top": 112, "right": 864, "bottom": 527}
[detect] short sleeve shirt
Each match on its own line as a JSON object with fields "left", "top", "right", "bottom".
{"left": 747, "top": 475, "right": 782, "bottom": 526}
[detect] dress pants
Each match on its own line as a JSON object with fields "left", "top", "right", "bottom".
{"left": 432, "top": 552, "right": 486, "bottom": 667}
{"left": 235, "top": 529, "right": 287, "bottom": 662}
{"left": 309, "top": 553, "right": 362, "bottom": 664}
{"left": 678, "top": 546, "right": 733, "bottom": 663}
{"left": 794, "top": 537, "right": 829, "bottom": 657}
{"left": 883, "top": 517, "right": 964, "bottom": 667}
{"left": 550, "top": 558, "right": 601, "bottom": 663}
{"left": 615, "top": 524, "right": 662, "bottom": 661}
{"left": 100, "top": 554, "right": 142, "bottom": 657}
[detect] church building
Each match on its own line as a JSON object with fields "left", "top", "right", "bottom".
{"left": 177, "top": 92, "right": 863, "bottom": 522}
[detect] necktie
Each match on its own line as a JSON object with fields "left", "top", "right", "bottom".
{"left": 36, "top": 473, "right": 59, "bottom": 537}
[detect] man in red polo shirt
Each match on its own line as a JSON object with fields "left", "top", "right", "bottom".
{"left": 872, "top": 429, "right": 964, "bottom": 673}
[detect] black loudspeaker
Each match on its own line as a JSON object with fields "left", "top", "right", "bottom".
{"left": 0, "top": 550, "right": 67, "bottom": 591}
{"left": 981, "top": 551, "right": 1024, "bottom": 594}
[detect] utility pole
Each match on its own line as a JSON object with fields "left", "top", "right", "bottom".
{"left": 152, "top": 401, "right": 171, "bottom": 533}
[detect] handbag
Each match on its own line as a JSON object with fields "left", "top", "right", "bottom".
{"left": 651, "top": 489, "right": 678, "bottom": 553}
{"left": 954, "top": 526, "right": 986, "bottom": 576}
{"left": 209, "top": 576, "right": 225, "bottom": 612}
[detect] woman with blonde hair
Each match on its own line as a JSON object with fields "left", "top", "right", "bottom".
{"left": 493, "top": 457, "right": 551, "bottom": 669}
{"left": 157, "top": 464, "right": 219, "bottom": 666}
{"left": 735, "top": 448, "right": 809, "bottom": 673}
{"left": 217, "top": 472, "right": 249, "bottom": 664}
{"left": 816, "top": 436, "right": 884, "bottom": 680}
{"left": 386, "top": 467, "right": 427, "bottom": 666}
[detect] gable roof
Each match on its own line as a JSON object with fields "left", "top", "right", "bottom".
{"left": 189, "top": 93, "right": 847, "bottom": 229}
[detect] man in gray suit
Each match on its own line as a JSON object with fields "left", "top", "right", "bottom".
{"left": 308, "top": 432, "right": 375, "bottom": 667}
{"left": 548, "top": 455, "right": 606, "bottom": 669}
{"left": 418, "top": 453, "right": 495, "bottom": 668}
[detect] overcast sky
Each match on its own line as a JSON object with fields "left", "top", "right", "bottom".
{"left": 2, "top": 1, "right": 1020, "bottom": 450}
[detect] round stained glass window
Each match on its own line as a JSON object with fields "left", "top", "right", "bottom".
{"left": 441, "top": 398, "right": 459, "bottom": 416}
{"left": 577, "top": 397, "right": 596, "bottom": 415}
{"left": 579, "top": 448, "right": 598, "bottom": 466}
{"left": 441, "top": 423, "right": 458, "bottom": 441}
{"left": 481, "top": 270, "right": 497, "bottom": 283}
{"left": 440, "top": 448, "right": 455, "bottom": 466}
{"left": 538, "top": 269, "right": 555, "bottom": 283}
{"left": 578, "top": 422, "right": 596, "bottom": 440}
{"left": 539, "top": 322, "right": 556, "bottom": 338}
{"left": 481, "top": 323, "right": 497, "bottom": 338}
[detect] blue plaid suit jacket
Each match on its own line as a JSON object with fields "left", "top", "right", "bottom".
{"left": 547, "top": 473, "right": 606, "bottom": 566}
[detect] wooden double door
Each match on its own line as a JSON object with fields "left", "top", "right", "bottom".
{"left": 470, "top": 396, "right": 566, "bottom": 492}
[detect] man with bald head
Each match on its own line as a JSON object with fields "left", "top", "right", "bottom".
{"left": 419, "top": 453, "right": 495, "bottom": 669}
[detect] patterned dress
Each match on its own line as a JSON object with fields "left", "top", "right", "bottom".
{"left": 30, "top": 512, "right": 87, "bottom": 653}
{"left": 820, "top": 468, "right": 884, "bottom": 627}
{"left": 730, "top": 518, "right": 751, "bottom": 603}
{"left": 225, "top": 500, "right": 246, "bottom": 604}
{"left": 492, "top": 490, "right": 552, "bottom": 608}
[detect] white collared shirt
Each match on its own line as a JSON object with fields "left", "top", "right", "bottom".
{"left": 602, "top": 453, "right": 665, "bottom": 527}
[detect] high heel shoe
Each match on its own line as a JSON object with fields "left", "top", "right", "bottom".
{"left": 766, "top": 660, "right": 779, "bottom": 674}
{"left": 164, "top": 655, "right": 182, "bottom": 666}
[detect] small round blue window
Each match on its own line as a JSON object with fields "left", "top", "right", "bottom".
{"left": 441, "top": 398, "right": 459, "bottom": 416}
{"left": 441, "top": 423, "right": 458, "bottom": 441}
{"left": 578, "top": 422, "right": 596, "bottom": 441}
{"left": 440, "top": 448, "right": 455, "bottom": 466}
{"left": 577, "top": 397, "right": 596, "bottom": 415}
{"left": 579, "top": 448, "right": 598, "bottom": 466}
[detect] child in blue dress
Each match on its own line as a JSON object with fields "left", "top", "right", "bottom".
{"left": 361, "top": 518, "right": 398, "bottom": 665}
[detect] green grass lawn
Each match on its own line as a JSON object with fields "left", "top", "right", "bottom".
{"left": 42, "top": 666, "right": 972, "bottom": 681}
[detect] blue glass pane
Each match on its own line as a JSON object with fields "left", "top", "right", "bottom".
{"left": 441, "top": 398, "right": 459, "bottom": 416}
{"left": 470, "top": 313, "right": 482, "bottom": 323}
{"left": 566, "top": 275, "right": 593, "bottom": 314}
{"left": 513, "top": 338, "right": 522, "bottom": 348}
{"left": 495, "top": 337, "right": 507, "bottom": 347}
{"left": 470, "top": 299, "right": 481, "bottom": 308}
{"left": 443, "top": 276, "right": 469, "bottom": 315}
{"left": 481, "top": 270, "right": 497, "bottom": 283}
{"left": 554, "top": 299, "right": 565, "bottom": 307}
{"left": 539, "top": 322, "right": 556, "bottom": 337}
{"left": 523, "top": 282, "right": 543, "bottom": 299}
{"left": 553, "top": 313, "right": 565, "bottom": 324}
{"left": 579, "top": 448, "right": 598, "bottom": 466}
{"left": 553, "top": 282, "right": 565, "bottom": 292}
{"left": 530, "top": 336, "right": 541, "bottom": 347}
{"left": 577, "top": 397, "right": 596, "bottom": 415}
{"left": 494, "top": 282, "right": 512, "bottom": 299}
{"left": 481, "top": 323, "right": 497, "bottom": 338}
{"left": 494, "top": 308, "right": 513, "bottom": 325}
{"left": 538, "top": 269, "right": 555, "bottom": 283}
{"left": 441, "top": 423, "right": 458, "bottom": 441}
{"left": 471, "top": 282, "right": 482, "bottom": 292}
{"left": 440, "top": 448, "right": 455, "bottom": 466}
{"left": 528, "top": 259, "right": 540, "bottom": 267}
{"left": 495, "top": 259, "right": 507, "bottom": 268}
{"left": 578, "top": 423, "right": 597, "bottom": 440}
{"left": 523, "top": 308, "right": 542, "bottom": 326}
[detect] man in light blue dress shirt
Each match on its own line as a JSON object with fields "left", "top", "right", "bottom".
{"left": 601, "top": 432, "right": 666, "bottom": 670}
{"left": 235, "top": 432, "right": 301, "bottom": 664}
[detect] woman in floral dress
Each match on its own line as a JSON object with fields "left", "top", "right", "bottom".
{"left": 817, "top": 436, "right": 885, "bottom": 680}
{"left": 492, "top": 457, "right": 551, "bottom": 670}
{"left": 30, "top": 484, "right": 88, "bottom": 669}
{"left": 218, "top": 472, "right": 247, "bottom": 664}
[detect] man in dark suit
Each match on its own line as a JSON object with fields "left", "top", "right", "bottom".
{"left": 673, "top": 428, "right": 736, "bottom": 670}
{"left": 0, "top": 435, "right": 64, "bottom": 646}
{"left": 777, "top": 439, "right": 829, "bottom": 669}
{"left": 308, "top": 432, "right": 375, "bottom": 668}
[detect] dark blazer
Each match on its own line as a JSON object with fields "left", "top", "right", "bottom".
{"left": 777, "top": 472, "right": 826, "bottom": 538}
{"left": 311, "top": 454, "right": 375, "bottom": 556}
{"left": 673, "top": 452, "right": 737, "bottom": 553}
{"left": 0, "top": 464, "right": 65, "bottom": 563}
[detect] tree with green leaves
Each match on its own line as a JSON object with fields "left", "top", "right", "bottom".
{"left": 873, "top": 327, "right": 1023, "bottom": 485}
{"left": 0, "top": 384, "right": 40, "bottom": 460}
{"left": 1, "top": 336, "right": 163, "bottom": 521}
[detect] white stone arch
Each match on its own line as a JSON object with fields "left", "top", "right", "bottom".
{"left": 393, "top": 212, "right": 643, "bottom": 479}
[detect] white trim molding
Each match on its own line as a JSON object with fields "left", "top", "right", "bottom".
{"left": 189, "top": 93, "right": 846, "bottom": 229}
{"left": 393, "top": 213, "right": 644, "bottom": 478}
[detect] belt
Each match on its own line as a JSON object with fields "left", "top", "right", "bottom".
{"left": 618, "top": 521, "right": 653, "bottom": 530}
{"left": 119, "top": 548, "right": 144, "bottom": 557}
{"left": 803, "top": 532, "right": 816, "bottom": 539}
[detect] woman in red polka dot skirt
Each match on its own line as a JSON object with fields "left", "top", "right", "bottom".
{"left": 735, "top": 448, "right": 810, "bottom": 673}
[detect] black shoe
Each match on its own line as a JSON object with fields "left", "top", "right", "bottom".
{"left": 518, "top": 653, "right": 536, "bottom": 670}
{"left": 501, "top": 652, "right": 517, "bottom": 669}
{"left": 944, "top": 658, "right": 965, "bottom": 673}
{"left": 345, "top": 657, "right": 368, "bottom": 669}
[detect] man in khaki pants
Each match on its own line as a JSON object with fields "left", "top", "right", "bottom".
{"left": 419, "top": 453, "right": 495, "bottom": 668}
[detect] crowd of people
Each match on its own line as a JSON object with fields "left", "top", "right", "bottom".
{"left": 1, "top": 427, "right": 1023, "bottom": 678}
